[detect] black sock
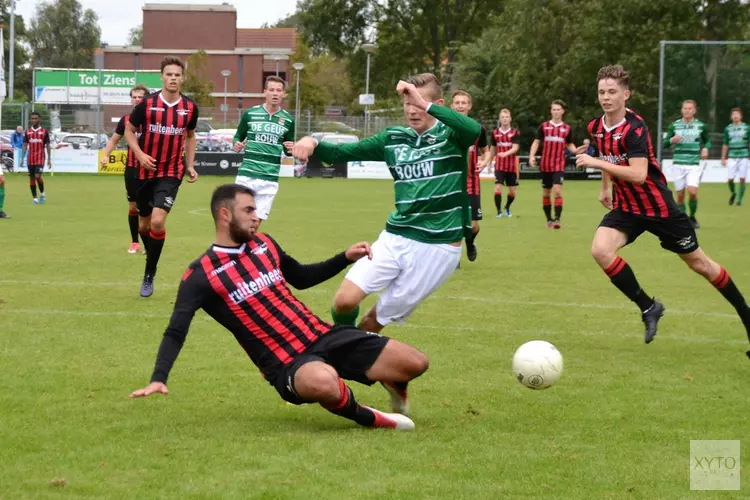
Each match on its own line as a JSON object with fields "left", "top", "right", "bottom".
{"left": 139, "top": 230, "right": 151, "bottom": 254}
{"left": 494, "top": 194, "right": 502, "bottom": 212}
{"left": 505, "top": 194, "right": 515, "bottom": 210}
{"left": 711, "top": 267, "right": 749, "bottom": 313}
{"left": 466, "top": 233, "right": 475, "bottom": 248}
{"left": 145, "top": 229, "right": 166, "bottom": 276}
{"left": 128, "top": 211, "right": 139, "bottom": 244}
{"left": 543, "top": 196, "right": 552, "bottom": 221}
{"left": 38, "top": 179, "right": 45, "bottom": 193}
{"left": 554, "top": 197, "right": 563, "bottom": 220}
{"left": 390, "top": 381, "right": 408, "bottom": 391}
{"left": 321, "top": 379, "right": 376, "bottom": 427}
{"left": 604, "top": 257, "right": 654, "bottom": 312}
{"left": 30, "top": 182, "right": 37, "bottom": 198}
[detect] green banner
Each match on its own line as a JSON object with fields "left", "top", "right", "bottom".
{"left": 34, "top": 68, "right": 163, "bottom": 104}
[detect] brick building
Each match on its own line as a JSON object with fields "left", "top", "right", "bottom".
{"left": 102, "top": 3, "right": 296, "bottom": 128}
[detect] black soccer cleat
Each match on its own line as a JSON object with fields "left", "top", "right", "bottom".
{"left": 729, "top": 193, "right": 736, "bottom": 206}
{"left": 689, "top": 217, "right": 701, "bottom": 229}
{"left": 466, "top": 243, "right": 477, "bottom": 262}
{"left": 642, "top": 299, "right": 665, "bottom": 344}
{"left": 0, "top": 211, "right": 10, "bottom": 219}
{"left": 140, "top": 274, "right": 155, "bottom": 298}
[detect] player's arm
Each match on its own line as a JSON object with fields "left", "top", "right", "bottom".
{"left": 101, "top": 117, "right": 125, "bottom": 166}
{"left": 232, "top": 111, "right": 249, "bottom": 153}
{"left": 184, "top": 107, "right": 200, "bottom": 182}
{"left": 721, "top": 127, "right": 729, "bottom": 165}
{"left": 528, "top": 138, "right": 541, "bottom": 168}
{"left": 293, "top": 131, "right": 386, "bottom": 164}
{"left": 566, "top": 129, "right": 577, "bottom": 154}
{"left": 269, "top": 237, "right": 372, "bottom": 290}
{"left": 21, "top": 132, "right": 27, "bottom": 158}
{"left": 576, "top": 126, "right": 649, "bottom": 184}
{"left": 125, "top": 101, "right": 155, "bottom": 170}
{"left": 663, "top": 122, "right": 677, "bottom": 148}
{"left": 282, "top": 117, "right": 296, "bottom": 153}
{"left": 599, "top": 171, "right": 613, "bottom": 209}
{"left": 130, "top": 268, "right": 207, "bottom": 398}
{"left": 700, "top": 124, "right": 711, "bottom": 159}
{"left": 477, "top": 126, "right": 492, "bottom": 170}
{"left": 44, "top": 131, "right": 52, "bottom": 168}
{"left": 425, "top": 103, "right": 481, "bottom": 150}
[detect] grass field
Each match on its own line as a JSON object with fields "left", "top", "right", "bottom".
{"left": 0, "top": 174, "right": 748, "bottom": 499}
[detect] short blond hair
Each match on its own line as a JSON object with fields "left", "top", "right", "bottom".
{"left": 499, "top": 108, "right": 512, "bottom": 116}
{"left": 597, "top": 64, "right": 630, "bottom": 89}
{"left": 451, "top": 90, "right": 471, "bottom": 102}
{"left": 406, "top": 73, "right": 442, "bottom": 101}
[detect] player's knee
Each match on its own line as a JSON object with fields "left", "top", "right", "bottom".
{"left": 685, "top": 254, "right": 710, "bottom": 276}
{"left": 150, "top": 218, "right": 166, "bottom": 232}
{"left": 406, "top": 350, "right": 430, "bottom": 378}
{"left": 591, "top": 241, "right": 613, "bottom": 266}
{"left": 333, "top": 290, "right": 360, "bottom": 313}
{"left": 299, "top": 366, "right": 340, "bottom": 401}
{"left": 0, "top": 177, "right": 4, "bottom": 187}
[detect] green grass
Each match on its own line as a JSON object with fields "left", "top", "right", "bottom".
{"left": 0, "top": 174, "right": 748, "bottom": 499}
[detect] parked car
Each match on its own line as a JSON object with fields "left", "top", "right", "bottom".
{"left": 55, "top": 133, "right": 108, "bottom": 150}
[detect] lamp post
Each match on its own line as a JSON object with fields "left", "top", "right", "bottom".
{"left": 292, "top": 62, "right": 304, "bottom": 140}
{"left": 9, "top": 0, "right": 15, "bottom": 102}
{"left": 270, "top": 54, "right": 282, "bottom": 77}
{"left": 361, "top": 43, "right": 377, "bottom": 136}
{"left": 221, "top": 69, "right": 231, "bottom": 128}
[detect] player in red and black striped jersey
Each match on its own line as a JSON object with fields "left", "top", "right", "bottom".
{"left": 451, "top": 90, "right": 490, "bottom": 262}
{"left": 490, "top": 108, "right": 521, "bottom": 218}
{"left": 576, "top": 65, "right": 750, "bottom": 354}
{"left": 22, "top": 112, "right": 51, "bottom": 204}
{"left": 129, "top": 184, "right": 428, "bottom": 431}
{"left": 101, "top": 84, "right": 148, "bottom": 255}
{"left": 529, "top": 100, "right": 577, "bottom": 228}
{"left": 124, "top": 56, "right": 200, "bottom": 298}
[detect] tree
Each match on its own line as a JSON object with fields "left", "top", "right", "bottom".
{"left": 127, "top": 24, "right": 142, "bottom": 46}
{"left": 182, "top": 50, "right": 215, "bottom": 107}
{"left": 27, "top": 0, "right": 101, "bottom": 68}
{"left": 0, "top": 0, "right": 31, "bottom": 100}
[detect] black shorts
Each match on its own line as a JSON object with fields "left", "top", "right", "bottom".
{"left": 598, "top": 209, "right": 699, "bottom": 254}
{"left": 124, "top": 167, "right": 140, "bottom": 202}
{"left": 271, "top": 326, "right": 391, "bottom": 405}
{"left": 469, "top": 194, "right": 483, "bottom": 221}
{"left": 495, "top": 171, "right": 519, "bottom": 187}
{"left": 541, "top": 172, "right": 564, "bottom": 189}
{"left": 28, "top": 165, "right": 44, "bottom": 177}
{"left": 136, "top": 177, "right": 182, "bottom": 217}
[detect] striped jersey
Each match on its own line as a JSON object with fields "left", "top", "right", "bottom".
{"left": 587, "top": 110, "right": 675, "bottom": 218}
{"left": 723, "top": 122, "right": 749, "bottom": 159}
{"left": 24, "top": 127, "right": 50, "bottom": 166}
{"left": 491, "top": 127, "right": 520, "bottom": 172}
{"left": 663, "top": 119, "right": 711, "bottom": 165}
{"left": 234, "top": 105, "right": 295, "bottom": 182}
{"left": 114, "top": 115, "right": 141, "bottom": 168}
{"left": 536, "top": 121, "right": 573, "bottom": 172}
{"left": 129, "top": 91, "right": 199, "bottom": 180}
{"left": 149, "top": 233, "right": 354, "bottom": 383}
{"left": 313, "top": 104, "right": 481, "bottom": 244}
{"left": 467, "top": 125, "right": 488, "bottom": 196}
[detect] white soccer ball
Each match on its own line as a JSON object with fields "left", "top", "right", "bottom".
{"left": 512, "top": 340, "right": 564, "bottom": 390}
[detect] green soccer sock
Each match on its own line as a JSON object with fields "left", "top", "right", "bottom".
{"left": 739, "top": 184, "right": 746, "bottom": 204}
{"left": 679, "top": 201, "right": 686, "bottom": 213}
{"left": 331, "top": 305, "right": 359, "bottom": 326}
{"left": 688, "top": 199, "right": 698, "bottom": 217}
{"left": 0, "top": 185, "right": 4, "bottom": 211}
{"left": 729, "top": 181, "right": 736, "bottom": 194}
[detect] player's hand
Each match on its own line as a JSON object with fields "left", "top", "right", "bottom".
{"left": 47, "top": 162, "right": 52, "bottom": 170}
{"left": 529, "top": 156, "right": 537, "bottom": 168}
{"left": 575, "top": 154, "right": 596, "bottom": 169}
{"left": 574, "top": 144, "right": 589, "bottom": 155}
{"left": 721, "top": 158, "right": 727, "bottom": 166}
{"left": 282, "top": 141, "right": 294, "bottom": 153}
{"left": 100, "top": 157, "right": 109, "bottom": 168}
{"left": 670, "top": 135, "right": 681, "bottom": 144}
{"left": 396, "top": 80, "right": 428, "bottom": 110}
{"left": 138, "top": 152, "right": 157, "bottom": 171}
{"left": 700, "top": 148, "right": 709, "bottom": 160}
{"left": 345, "top": 242, "right": 373, "bottom": 262}
{"left": 129, "top": 381, "right": 168, "bottom": 398}
{"left": 186, "top": 167, "right": 199, "bottom": 183}
{"left": 599, "top": 190, "right": 613, "bottom": 210}
{"left": 291, "top": 137, "right": 318, "bottom": 163}
{"left": 233, "top": 140, "right": 246, "bottom": 153}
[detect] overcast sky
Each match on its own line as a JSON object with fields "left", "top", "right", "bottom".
{"left": 14, "top": 0, "right": 298, "bottom": 46}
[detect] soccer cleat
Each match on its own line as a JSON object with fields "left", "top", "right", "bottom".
{"left": 642, "top": 299, "right": 665, "bottom": 344}
{"left": 364, "top": 406, "right": 415, "bottom": 431}
{"left": 552, "top": 219, "right": 561, "bottom": 229}
{"left": 505, "top": 208, "right": 512, "bottom": 218}
{"left": 729, "top": 193, "right": 736, "bottom": 205}
{"left": 496, "top": 212, "right": 503, "bottom": 218}
{"left": 546, "top": 220, "right": 554, "bottom": 229}
{"left": 466, "top": 243, "right": 477, "bottom": 262}
{"left": 128, "top": 242, "right": 140, "bottom": 254}
{"left": 380, "top": 381, "right": 410, "bottom": 416}
{"left": 32, "top": 198, "right": 39, "bottom": 204}
{"left": 39, "top": 193, "right": 46, "bottom": 204}
{"left": 140, "top": 274, "right": 155, "bottom": 298}
{"left": 689, "top": 217, "right": 700, "bottom": 229}
{"left": 738, "top": 202, "right": 743, "bottom": 207}
{"left": 0, "top": 211, "right": 10, "bottom": 219}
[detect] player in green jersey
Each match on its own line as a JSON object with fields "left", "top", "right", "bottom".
{"left": 232, "top": 76, "right": 295, "bottom": 224}
{"left": 663, "top": 100, "right": 711, "bottom": 229}
{"left": 292, "top": 74, "right": 480, "bottom": 415}
{"left": 721, "top": 108, "right": 750, "bottom": 207}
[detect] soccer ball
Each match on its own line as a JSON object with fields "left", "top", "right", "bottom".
{"left": 512, "top": 340, "right": 564, "bottom": 390}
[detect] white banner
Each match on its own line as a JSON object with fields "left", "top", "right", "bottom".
{"left": 51, "top": 148, "right": 99, "bottom": 173}
{"left": 347, "top": 160, "right": 392, "bottom": 179}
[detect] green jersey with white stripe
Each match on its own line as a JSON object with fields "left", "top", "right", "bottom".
{"left": 314, "top": 104, "right": 481, "bottom": 244}
{"left": 663, "top": 118, "right": 711, "bottom": 166}
{"left": 233, "top": 105, "right": 295, "bottom": 181}
{"left": 723, "top": 122, "right": 749, "bottom": 159}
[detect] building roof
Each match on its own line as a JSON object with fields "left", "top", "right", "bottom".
{"left": 143, "top": 3, "right": 236, "bottom": 12}
{"left": 237, "top": 28, "right": 296, "bottom": 49}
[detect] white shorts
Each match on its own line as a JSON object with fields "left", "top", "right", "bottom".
{"left": 234, "top": 176, "right": 279, "bottom": 220}
{"left": 345, "top": 230, "right": 462, "bottom": 326}
{"left": 672, "top": 164, "right": 705, "bottom": 191}
{"left": 727, "top": 158, "right": 749, "bottom": 180}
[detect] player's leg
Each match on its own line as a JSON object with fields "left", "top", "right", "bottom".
{"left": 728, "top": 160, "right": 738, "bottom": 205}
{"left": 0, "top": 171, "right": 8, "bottom": 219}
{"left": 505, "top": 175, "right": 518, "bottom": 217}
{"left": 136, "top": 179, "right": 153, "bottom": 258}
{"left": 673, "top": 166, "right": 688, "bottom": 213}
{"left": 552, "top": 174, "right": 564, "bottom": 228}
{"left": 466, "top": 196, "right": 481, "bottom": 262}
{"left": 686, "top": 165, "right": 702, "bottom": 228}
{"left": 28, "top": 166, "right": 38, "bottom": 202}
{"left": 737, "top": 159, "right": 748, "bottom": 206}
{"left": 541, "top": 174, "right": 553, "bottom": 226}
{"left": 242, "top": 177, "right": 279, "bottom": 228}
{"left": 125, "top": 169, "right": 141, "bottom": 253}
{"left": 331, "top": 231, "right": 401, "bottom": 327}
{"left": 36, "top": 168, "right": 45, "bottom": 204}
{"left": 494, "top": 172, "right": 504, "bottom": 217}
{"left": 593, "top": 212, "right": 663, "bottom": 342}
